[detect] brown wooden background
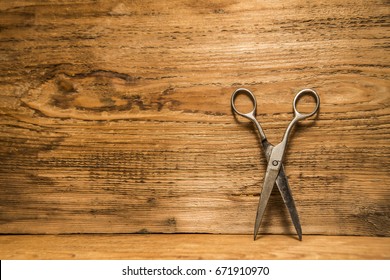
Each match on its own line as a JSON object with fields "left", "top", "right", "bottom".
{"left": 0, "top": 0, "right": 389, "bottom": 237}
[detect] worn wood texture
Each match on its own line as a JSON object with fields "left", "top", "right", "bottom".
{"left": 0, "top": 0, "right": 389, "bottom": 236}
{"left": 1, "top": 234, "right": 389, "bottom": 260}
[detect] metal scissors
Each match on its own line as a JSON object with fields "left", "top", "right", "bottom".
{"left": 231, "top": 88, "right": 320, "bottom": 240}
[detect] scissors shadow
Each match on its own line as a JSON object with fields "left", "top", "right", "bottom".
{"left": 232, "top": 110, "right": 269, "bottom": 158}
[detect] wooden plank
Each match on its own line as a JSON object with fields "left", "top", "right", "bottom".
{"left": 0, "top": 234, "right": 389, "bottom": 260}
{"left": 0, "top": 1, "right": 389, "bottom": 236}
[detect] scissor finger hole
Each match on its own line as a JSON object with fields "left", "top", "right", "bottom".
{"left": 231, "top": 88, "right": 257, "bottom": 117}
{"left": 293, "top": 89, "right": 320, "bottom": 117}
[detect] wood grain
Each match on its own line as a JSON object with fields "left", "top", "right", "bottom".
{"left": 0, "top": 1, "right": 389, "bottom": 236}
{"left": 0, "top": 234, "right": 389, "bottom": 260}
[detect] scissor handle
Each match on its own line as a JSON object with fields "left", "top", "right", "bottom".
{"left": 231, "top": 88, "right": 257, "bottom": 121}
{"left": 292, "top": 88, "right": 320, "bottom": 120}
{"left": 274, "top": 88, "right": 320, "bottom": 162}
{"left": 231, "top": 88, "right": 268, "bottom": 141}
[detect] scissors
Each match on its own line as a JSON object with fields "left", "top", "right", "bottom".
{"left": 231, "top": 88, "right": 320, "bottom": 240}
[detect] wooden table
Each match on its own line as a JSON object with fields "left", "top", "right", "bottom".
{"left": 1, "top": 234, "right": 389, "bottom": 260}
{"left": 0, "top": 0, "right": 389, "bottom": 259}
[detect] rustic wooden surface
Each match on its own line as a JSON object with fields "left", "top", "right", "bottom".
{"left": 0, "top": 0, "right": 389, "bottom": 237}
{"left": 1, "top": 234, "right": 389, "bottom": 260}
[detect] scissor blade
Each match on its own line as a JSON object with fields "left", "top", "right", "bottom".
{"left": 254, "top": 167, "right": 280, "bottom": 240}
{"left": 260, "top": 139, "right": 273, "bottom": 157}
{"left": 261, "top": 140, "right": 302, "bottom": 240}
{"left": 276, "top": 165, "right": 302, "bottom": 241}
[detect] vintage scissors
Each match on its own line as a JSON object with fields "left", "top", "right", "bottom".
{"left": 231, "top": 88, "right": 320, "bottom": 240}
